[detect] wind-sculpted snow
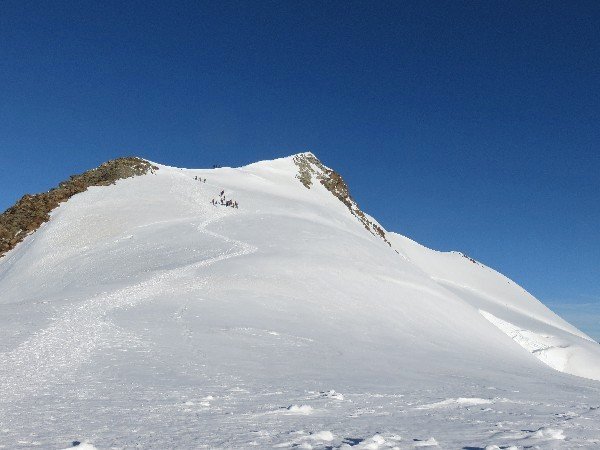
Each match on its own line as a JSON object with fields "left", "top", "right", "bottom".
{"left": 1, "top": 154, "right": 599, "bottom": 449}
{"left": 479, "top": 310, "right": 600, "bottom": 381}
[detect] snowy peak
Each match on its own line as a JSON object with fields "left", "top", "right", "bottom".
{"left": 1, "top": 152, "right": 600, "bottom": 449}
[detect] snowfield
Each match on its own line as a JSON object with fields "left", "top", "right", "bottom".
{"left": 0, "top": 153, "right": 599, "bottom": 449}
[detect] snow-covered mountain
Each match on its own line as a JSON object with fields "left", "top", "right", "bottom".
{"left": 1, "top": 153, "right": 599, "bottom": 449}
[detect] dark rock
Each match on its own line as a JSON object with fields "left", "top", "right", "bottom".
{"left": 293, "top": 152, "right": 391, "bottom": 246}
{"left": 0, "top": 157, "right": 158, "bottom": 259}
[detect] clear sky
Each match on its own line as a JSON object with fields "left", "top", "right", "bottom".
{"left": 1, "top": 1, "right": 598, "bottom": 339}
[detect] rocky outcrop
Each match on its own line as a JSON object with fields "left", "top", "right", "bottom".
{"left": 0, "top": 157, "right": 158, "bottom": 259}
{"left": 293, "top": 152, "right": 391, "bottom": 247}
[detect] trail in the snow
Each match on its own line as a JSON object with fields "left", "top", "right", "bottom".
{"left": 0, "top": 181, "right": 256, "bottom": 404}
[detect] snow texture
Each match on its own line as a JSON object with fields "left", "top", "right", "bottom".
{"left": 0, "top": 153, "right": 599, "bottom": 449}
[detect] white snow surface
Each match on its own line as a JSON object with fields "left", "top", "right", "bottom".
{"left": 0, "top": 153, "right": 599, "bottom": 449}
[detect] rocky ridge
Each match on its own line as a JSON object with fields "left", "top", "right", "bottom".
{"left": 0, "top": 157, "right": 157, "bottom": 259}
{"left": 293, "top": 152, "right": 391, "bottom": 246}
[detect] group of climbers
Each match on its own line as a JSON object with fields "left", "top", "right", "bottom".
{"left": 191, "top": 174, "right": 238, "bottom": 209}
{"left": 211, "top": 190, "right": 238, "bottom": 208}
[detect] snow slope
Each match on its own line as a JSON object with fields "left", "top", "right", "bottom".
{"left": 388, "top": 234, "right": 600, "bottom": 381}
{"left": 0, "top": 153, "right": 599, "bottom": 449}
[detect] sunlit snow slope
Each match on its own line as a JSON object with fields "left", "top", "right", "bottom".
{"left": 0, "top": 153, "right": 599, "bottom": 449}
{"left": 388, "top": 234, "right": 600, "bottom": 381}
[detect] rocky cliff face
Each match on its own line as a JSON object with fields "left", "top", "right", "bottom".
{"left": 293, "top": 152, "right": 391, "bottom": 246}
{"left": 0, "top": 157, "right": 157, "bottom": 258}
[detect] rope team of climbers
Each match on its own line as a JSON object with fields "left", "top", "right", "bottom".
{"left": 191, "top": 174, "right": 239, "bottom": 208}
{"left": 211, "top": 189, "right": 238, "bottom": 209}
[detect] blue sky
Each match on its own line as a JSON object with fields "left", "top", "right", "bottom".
{"left": 1, "top": 1, "right": 598, "bottom": 339}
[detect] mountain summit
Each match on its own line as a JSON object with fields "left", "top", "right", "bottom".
{"left": 1, "top": 154, "right": 599, "bottom": 449}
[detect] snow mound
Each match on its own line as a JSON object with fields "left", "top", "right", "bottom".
{"left": 285, "top": 404, "right": 313, "bottom": 414}
{"left": 347, "top": 433, "right": 403, "bottom": 449}
{"left": 531, "top": 427, "right": 566, "bottom": 440}
{"left": 417, "top": 397, "right": 493, "bottom": 409}
{"left": 413, "top": 437, "right": 438, "bottom": 447}
{"left": 321, "top": 389, "right": 344, "bottom": 400}
{"left": 61, "top": 442, "right": 98, "bottom": 450}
